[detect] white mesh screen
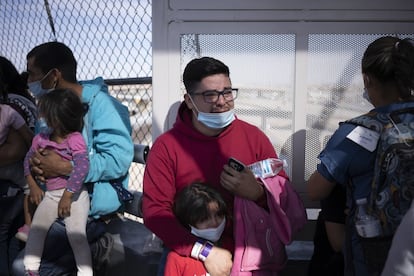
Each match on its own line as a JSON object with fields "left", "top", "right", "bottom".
{"left": 305, "top": 34, "right": 413, "bottom": 179}
{"left": 180, "top": 33, "right": 414, "bottom": 182}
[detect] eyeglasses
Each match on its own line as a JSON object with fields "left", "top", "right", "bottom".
{"left": 191, "top": 88, "right": 238, "bottom": 103}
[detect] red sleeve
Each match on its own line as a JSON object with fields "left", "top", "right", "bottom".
{"left": 165, "top": 251, "right": 208, "bottom": 276}
{"left": 142, "top": 138, "right": 197, "bottom": 256}
{"left": 164, "top": 251, "right": 184, "bottom": 276}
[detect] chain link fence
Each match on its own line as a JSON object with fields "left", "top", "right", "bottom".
{"left": 0, "top": 0, "right": 153, "bottom": 191}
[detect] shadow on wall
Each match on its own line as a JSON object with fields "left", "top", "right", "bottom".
{"left": 163, "top": 101, "right": 181, "bottom": 132}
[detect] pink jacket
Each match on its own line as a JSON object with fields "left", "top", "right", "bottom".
{"left": 231, "top": 175, "right": 307, "bottom": 276}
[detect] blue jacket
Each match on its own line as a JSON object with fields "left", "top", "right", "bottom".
{"left": 80, "top": 77, "right": 133, "bottom": 217}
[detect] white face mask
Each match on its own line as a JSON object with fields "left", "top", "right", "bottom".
{"left": 27, "top": 70, "right": 55, "bottom": 99}
{"left": 189, "top": 96, "right": 235, "bottom": 129}
{"left": 362, "top": 88, "right": 372, "bottom": 104}
{"left": 190, "top": 217, "right": 226, "bottom": 242}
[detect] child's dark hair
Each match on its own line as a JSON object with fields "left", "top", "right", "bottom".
{"left": 173, "top": 182, "right": 227, "bottom": 228}
{"left": 362, "top": 36, "right": 414, "bottom": 100}
{"left": 38, "top": 89, "right": 85, "bottom": 136}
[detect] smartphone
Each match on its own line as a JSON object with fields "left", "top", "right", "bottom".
{"left": 228, "top": 157, "right": 245, "bottom": 172}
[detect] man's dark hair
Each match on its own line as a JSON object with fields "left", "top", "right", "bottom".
{"left": 183, "top": 57, "right": 230, "bottom": 93}
{"left": 27, "top": 42, "right": 77, "bottom": 83}
{"left": 173, "top": 182, "right": 227, "bottom": 228}
{"left": 38, "top": 89, "right": 84, "bottom": 137}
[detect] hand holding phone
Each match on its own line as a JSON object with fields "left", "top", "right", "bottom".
{"left": 228, "top": 157, "right": 245, "bottom": 172}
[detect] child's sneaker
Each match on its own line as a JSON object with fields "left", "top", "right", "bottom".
{"left": 15, "top": 224, "right": 30, "bottom": 242}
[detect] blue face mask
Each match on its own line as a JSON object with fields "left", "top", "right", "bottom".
{"left": 37, "top": 117, "right": 52, "bottom": 135}
{"left": 27, "top": 70, "right": 55, "bottom": 99}
{"left": 362, "top": 88, "right": 372, "bottom": 104}
{"left": 189, "top": 96, "right": 235, "bottom": 129}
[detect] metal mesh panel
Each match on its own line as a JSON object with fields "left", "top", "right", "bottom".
{"left": 305, "top": 34, "right": 414, "bottom": 180}
{"left": 181, "top": 34, "right": 296, "bottom": 177}
{"left": 109, "top": 82, "right": 152, "bottom": 190}
{"left": 0, "top": 0, "right": 152, "bottom": 191}
{"left": 181, "top": 33, "right": 414, "bottom": 183}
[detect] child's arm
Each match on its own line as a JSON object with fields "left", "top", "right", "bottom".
{"left": 58, "top": 151, "right": 89, "bottom": 218}
{"left": 27, "top": 173, "right": 44, "bottom": 205}
{"left": 64, "top": 151, "right": 89, "bottom": 192}
{"left": 62, "top": 132, "right": 90, "bottom": 193}
{"left": 58, "top": 189, "right": 74, "bottom": 218}
{"left": 24, "top": 137, "right": 44, "bottom": 205}
{"left": 58, "top": 132, "right": 89, "bottom": 218}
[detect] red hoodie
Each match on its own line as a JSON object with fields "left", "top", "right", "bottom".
{"left": 142, "top": 102, "right": 287, "bottom": 256}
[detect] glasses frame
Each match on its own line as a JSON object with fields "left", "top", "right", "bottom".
{"left": 191, "top": 88, "right": 239, "bottom": 103}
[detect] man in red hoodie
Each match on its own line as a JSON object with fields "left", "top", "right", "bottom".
{"left": 142, "top": 57, "right": 288, "bottom": 276}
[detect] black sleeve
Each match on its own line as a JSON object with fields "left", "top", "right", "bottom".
{"left": 320, "top": 184, "right": 346, "bottom": 224}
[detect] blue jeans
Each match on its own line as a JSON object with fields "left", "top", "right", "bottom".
{"left": 0, "top": 191, "right": 24, "bottom": 276}
{"left": 12, "top": 218, "right": 106, "bottom": 276}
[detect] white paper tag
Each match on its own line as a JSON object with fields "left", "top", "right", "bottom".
{"left": 346, "top": 126, "right": 380, "bottom": 152}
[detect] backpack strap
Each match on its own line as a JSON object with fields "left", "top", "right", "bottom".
{"left": 344, "top": 111, "right": 385, "bottom": 133}
{"left": 389, "top": 107, "right": 414, "bottom": 123}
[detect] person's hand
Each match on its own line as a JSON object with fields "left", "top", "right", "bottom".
{"left": 58, "top": 190, "right": 73, "bottom": 218}
{"left": 220, "top": 164, "right": 264, "bottom": 201}
{"left": 204, "top": 246, "right": 232, "bottom": 276}
{"left": 29, "top": 181, "right": 45, "bottom": 205}
{"left": 30, "top": 148, "right": 72, "bottom": 182}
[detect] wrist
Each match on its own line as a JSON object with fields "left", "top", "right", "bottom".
{"left": 254, "top": 182, "right": 265, "bottom": 201}
{"left": 63, "top": 161, "right": 74, "bottom": 176}
{"left": 254, "top": 182, "right": 269, "bottom": 211}
{"left": 191, "top": 240, "right": 205, "bottom": 260}
{"left": 27, "top": 177, "right": 38, "bottom": 188}
{"left": 191, "top": 240, "right": 214, "bottom": 262}
{"left": 198, "top": 241, "right": 213, "bottom": 262}
{"left": 63, "top": 189, "right": 74, "bottom": 199}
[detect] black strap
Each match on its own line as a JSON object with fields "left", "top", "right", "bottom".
{"left": 344, "top": 178, "right": 356, "bottom": 276}
{"left": 109, "top": 180, "right": 134, "bottom": 202}
{"left": 389, "top": 107, "right": 414, "bottom": 123}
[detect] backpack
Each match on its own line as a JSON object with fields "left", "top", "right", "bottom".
{"left": 346, "top": 106, "right": 414, "bottom": 272}
{"left": 7, "top": 94, "right": 37, "bottom": 130}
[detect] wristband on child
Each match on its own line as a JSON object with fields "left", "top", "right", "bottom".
{"left": 198, "top": 241, "right": 213, "bottom": 262}
{"left": 66, "top": 161, "right": 74, "bottom": 176}
{"left": 191, "top": 240, "right": 205, "bottom": 260}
